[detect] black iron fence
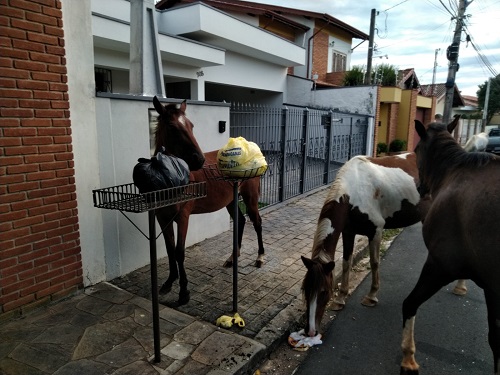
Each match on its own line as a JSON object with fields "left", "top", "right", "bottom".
{"left": 230, "top": 103, "right": 369, "bottom": 209}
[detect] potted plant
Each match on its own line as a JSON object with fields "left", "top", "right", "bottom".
{"left": 377, "top": 142, "right": 388, "bottom": 156}
{"left": 388, "top": 139, "right": 407, "bottom": 154}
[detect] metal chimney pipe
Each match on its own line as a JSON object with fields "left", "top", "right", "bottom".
{"left": 129, "top": 0, "right": 166, "bottom": 97}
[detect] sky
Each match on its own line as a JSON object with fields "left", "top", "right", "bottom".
{"left": 242, "top": 0, "right": 500, "bottom": 97}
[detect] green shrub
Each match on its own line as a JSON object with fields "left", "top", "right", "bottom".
{"left": 389, "top": 139, "right": 407, "bottom": 152}
{"left": 342, "top": 65, "right": 365, "bottom": 86}
{"left": 377, "top": 142, "right": 388, "bottom": 155}
{"left": 372, "top": 63, "right": 398, "bottom": 86}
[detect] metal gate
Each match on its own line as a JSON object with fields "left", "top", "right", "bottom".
{"left": 230, "top": 103, "right": 369, "bottom": 209}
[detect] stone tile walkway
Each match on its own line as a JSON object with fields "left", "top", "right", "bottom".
{"left": 0, "top": 187, "right": 368, "bottom": 375}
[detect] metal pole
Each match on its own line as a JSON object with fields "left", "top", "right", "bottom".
{"left": 364, "top": 9, "right": 377, "bottom": 85}
{"left": 442, "top": 0, "right": 469, "bottom": 124}
{"left": 148, "top": 209, "right": 161, "bottom": 363}
{"left": 232, "top": 181, "right": 239, "bottom": 313}
{"left": 481, "top": 77, "right": 491, "bottom": 132}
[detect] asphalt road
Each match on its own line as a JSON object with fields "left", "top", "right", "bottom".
{"left": 295, "top": 223, "right": 492, "bottom": 375}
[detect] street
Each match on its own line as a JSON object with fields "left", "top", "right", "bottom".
{"left": 294, "top": 223, "right": 491, "bottom": 375}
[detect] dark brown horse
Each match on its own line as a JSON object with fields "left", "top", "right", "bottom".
{"left": 152, "top": 96, "right": 264, "bottom": 305}
{"left": 301, "top": 117, "right": 465, "bottom": 338}
{"left": 400, "top": 120, "right": 500, "bottom": 374}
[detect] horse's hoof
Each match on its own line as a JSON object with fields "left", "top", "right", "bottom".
{"left": 329, "top": 302, "right": 345, "bottom": 311}
{"left": 255, "top": 260, "right": 263, "bottom": 268}
{"left": 400, "top": 367, "right": 419, "bottom": 375}
{"left": 159, "top": 283, "right": 172, "bottom": 295}
{"left": 223, "top": 260, "right": 233, "bottom": 268}
{"left": 178, "top": 291, "right": 190, "bottom": 305}
{"left": 361, "top": 296, "right": 378, "bottom": 307}
{"left": 452, "top": 286, "right": 467, "bottom": 296}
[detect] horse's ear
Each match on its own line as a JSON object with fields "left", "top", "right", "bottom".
{"left": 447, "top": 114, "right": 460, "bottom": 134}
{"left": 322, "top": 261, "right": 335, "bottom": 275}
{"left": 415, "top": 120, "right": 427, "bottom": 139}
{"left": 180, "top": 100, "right": 187, "bottom": 113}
{"left": 153, "top": 96, "right": 164, "bottom": 116}
{"left": 301, "top": 256, "right": 314, "bottom": 270}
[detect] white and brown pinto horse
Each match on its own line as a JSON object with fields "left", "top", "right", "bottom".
{"left": 463, "top": 131, "right": 489, "bottom": 152}
{"left": 400, "top": 120, "right": 500, "bottom": 374}
{"left": 301, "top": 117, "right": 466, "bottom": 338}
{"left": 152, "top": 97, "right": 265, "bottom": 305}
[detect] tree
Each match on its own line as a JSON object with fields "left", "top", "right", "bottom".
{"left": 477, "top": 74, "right": 500, "bottom": 124}
{"left": 371, "top": 63, "right": 398, "bottom": 86}
{"left": 343, "top": 65, "right": 365, "bottom": 86}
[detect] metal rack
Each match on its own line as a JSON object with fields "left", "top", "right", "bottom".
{"left": 205, "top": 165, "right": 266, "bottom": 313}
{"left": 92, "top": 182, "right": 206, "bottom": 363}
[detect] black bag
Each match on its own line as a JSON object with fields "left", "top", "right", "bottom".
{"left": 133, "top": 149, "right": 190, "bottom": 194}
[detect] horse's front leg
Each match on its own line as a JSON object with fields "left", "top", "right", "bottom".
{"left": 331, "top": 232, "right": 355, "bottom": 311}
{"left": 401, "top": 259, "right": 450, "bottom": 374}
{"left": 361, "top": 228, "right": 382, "bottom": 307}
{"left": 246, "top": 202, "right": 265, "bottom": 268}
{"left": 175, "top": 216, "right": 190, "bottom": 305}
{"left": 156, "top": 216, "right": 178, "bottom": 295}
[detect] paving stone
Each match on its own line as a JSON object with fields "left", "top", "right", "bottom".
{"left": 69, "top": 311, "right": 102, "bottom": 328}
{"left": 160, "top": 341, "right": 195, "bottom": 361}
{"left": 52, "top": 359, "right": 111, "bottom": 375}
{"left": 103, "top": 303, "right": 136, "bottom": 321}
{"left": 158, "top": 307, "right": 195, "bottom": 327}
{"left": 95, "top": 338, "right": 148, "bottom": 368}
{"left": 190, "top": 331, "right": 249, "bottom": 366}
{"left": 111, "top": 359, "right": 161, "bottom": 375}
{"left": 133, "top": 326, "right": 171, "bottom": 355}
{"left": 173, "top": 321, "right": 216, "bottom": 345}
{"left": 72, "top": 317, "right": 137, "bottom": 360}
{"left": 0, "top": 357, "right": 46, "bottom": 375}
{"left": 32, "top": 323, "right": 84, "bottom": 346}
{"left": 76, "top": 295, "right": 113, "bottom": 316}
{"left": 0, "top": 324, "right": 45, "bottom": 342}
{"left": 9, "top": 343, "right": 70, "bottom": 373}
{"left": 174, "top": 357, "right": 212, "bottom": 375}
{"left": 86, "top": 282, "right": 135, "bottom": 304}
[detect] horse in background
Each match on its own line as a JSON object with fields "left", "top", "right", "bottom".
{"left": 400, "top": 120, "right": 500, "bottom": 374}
{"left": 301, "top": 117, "right": 465, "bottom": 338}
{"left": 463, "top": 131, "right": 489, "bottom": 152}
{"left": 152, "top": 96, "right": 265, "bottom": 305}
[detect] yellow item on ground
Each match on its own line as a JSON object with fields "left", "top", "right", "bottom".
{"left": 216, "top": 313, "right": 246, "bottom": 328}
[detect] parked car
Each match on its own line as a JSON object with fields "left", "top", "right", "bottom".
{"left": 485, "top": 128, "right": 500, "bottom": 154}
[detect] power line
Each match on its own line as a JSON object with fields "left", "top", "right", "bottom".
{"left": 383, "top": 0, "right": 410, "bottom": 12}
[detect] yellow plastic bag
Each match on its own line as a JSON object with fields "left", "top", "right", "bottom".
{"left": 217, "top": 137, "right": 267, "bottom": 177}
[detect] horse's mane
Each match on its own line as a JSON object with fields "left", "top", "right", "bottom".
{"left": 423, "top": 124, "right": 496, "bottom": 191}
{"left": 154, "top": 103, "right": 181, "bottom": 154}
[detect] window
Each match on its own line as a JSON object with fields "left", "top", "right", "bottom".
{"left": 332, "top": 51, "right": 347, "bottom": 72}
{"left": 95, "top": 68, "right": 112, "bottom": 93}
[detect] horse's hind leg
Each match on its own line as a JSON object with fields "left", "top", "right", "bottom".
{"left": 156, "top": 217, "right": 178, "bottom": 295}
{"left": 331, "top": 231, "right": 355, "bottom": 311}
{"left": 401, "top": 259, "right": 452, "bottom": 374}
{"left": 245, "top": 200, "right": 265, "bottom": 268}
{"left": 483, "top": 289, "right": 500, "bottom": 374}
{"left": 361, "top": 228, "right": 382, "bottom": 307}
{"left": 223, "top": 201, "right": 245, "bottom": 268}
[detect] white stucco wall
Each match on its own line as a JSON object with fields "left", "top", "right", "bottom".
{"left": 62, "top": 0, "right": 106, "bottom": 286}
{"left": 95, "top": 97, "right": 231, "bottom": 279}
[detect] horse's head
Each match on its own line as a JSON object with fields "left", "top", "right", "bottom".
{"left": 301, "top": 256, "right": 335, "bottom": 337}
{"left": 414, "top": 115, "right": 460, "bottom": 196}
{"left": 153, "top": 96, "right": 205, "bottom": 171}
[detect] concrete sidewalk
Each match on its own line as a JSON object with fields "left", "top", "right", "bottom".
{"left": 0, "top": 187, "right": 368, "bottom": 375}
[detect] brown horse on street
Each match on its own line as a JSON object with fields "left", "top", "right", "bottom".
{"left": 400, "top": 120, "right": 500, "bottom": 374}
{"left": 151, "top": 96, "right": 264, "bottom": 305}
{"left": 301, "top": 117, "right": 466, "bottom": 338}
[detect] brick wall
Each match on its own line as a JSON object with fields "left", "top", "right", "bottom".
{"left": 311, "top": 28, "right": 329, "bottom": 81}
{"left": 0, "top": 0, "right": 82, "bottom": 320}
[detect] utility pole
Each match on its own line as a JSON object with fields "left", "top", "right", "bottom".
{"left": 364, "top": 9, "right": 377, "bottom": 85}
{"left": 481, "top": 77, "right": 491, "bottom": 132}
{"left": 431, "top": 48, "right": 440, "bottom": 96}
{"left": 442, "top": 0, "right": 471, "bottom": 124}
